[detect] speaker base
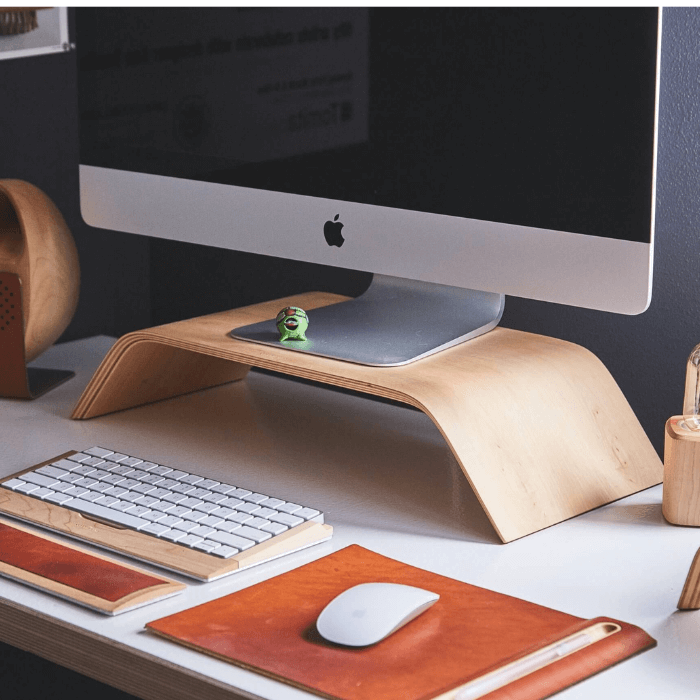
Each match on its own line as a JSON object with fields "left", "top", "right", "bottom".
{"left": 0, "top": 272, "right": 74, "bottom": 399}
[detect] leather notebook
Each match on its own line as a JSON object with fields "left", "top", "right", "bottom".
{"left": 146, "top": 545, "right": 654, "bottom": 700}
{"left": 0, "top": 519, "right": 185, "bottom": 614}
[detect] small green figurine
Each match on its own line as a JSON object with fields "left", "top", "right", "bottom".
{"left": 276, "top": 306, "right": 309, "bottom": 342}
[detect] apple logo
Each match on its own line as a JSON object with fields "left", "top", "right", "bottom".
{"left": 324, "top": 214, "right": 345, "bottom": 247}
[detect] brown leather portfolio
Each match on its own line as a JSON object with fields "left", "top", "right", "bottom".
{"left": 146, "top": 545, "right": 654, "bottom": 700}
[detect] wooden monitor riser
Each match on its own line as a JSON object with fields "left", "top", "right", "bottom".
{"left": 71, "top": 292, "right": 662, "bottom": 543}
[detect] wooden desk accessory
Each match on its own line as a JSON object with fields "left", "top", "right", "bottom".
{"left": 663, "top": 343, "right": 700, "bottom": 525}
{"left": 0, "top": 518, "right": 185, "bottom": 615}
{"left": 71, "top": 293, "right": 662, "bottom": 543}
{"left": 0, "top": 180, "right": 79, "bottom": 398}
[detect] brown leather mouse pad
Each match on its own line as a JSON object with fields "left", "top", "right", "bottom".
{"left": 146, "top": 545, "right": 654, "bottom": 700}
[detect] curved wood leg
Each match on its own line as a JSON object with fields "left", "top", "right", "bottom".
{"left": 72, "top": 292, "right": 662, "bottom": 542}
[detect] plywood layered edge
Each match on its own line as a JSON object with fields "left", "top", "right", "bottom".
{"left": 72, "top": 292, "right": 663, "bottom": 543}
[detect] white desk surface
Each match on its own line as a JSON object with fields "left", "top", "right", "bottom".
{"left": 2, "top": 336, "right": 699, "bottom": 700}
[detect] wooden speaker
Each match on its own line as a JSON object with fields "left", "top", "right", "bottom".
{"left": 0, "top": 179, "right": 79, "bottom": 398}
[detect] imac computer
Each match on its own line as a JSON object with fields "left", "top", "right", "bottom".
{"left": 76, "top": 8, "right": 660, "bottom": 365}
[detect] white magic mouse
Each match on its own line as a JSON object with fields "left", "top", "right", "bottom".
{"left": 316, "top": 582, "right": 440, "bottom": 647}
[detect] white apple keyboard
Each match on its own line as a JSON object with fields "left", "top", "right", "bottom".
{"left": 0, "top": 447, "right": 332, "bottom": 581}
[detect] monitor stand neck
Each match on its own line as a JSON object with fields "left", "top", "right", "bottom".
{"left": 231, "top": 274, "right": 504, "bottom": 366}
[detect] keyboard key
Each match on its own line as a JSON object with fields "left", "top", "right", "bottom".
{"left": 175, "top": 520, "right": 201, "bottom": 532}
{"left": 217, "top": 520, "right": 242, "bottom": 533}
{"left": 149, "top": 487, "right": 171, "bottom": 500}
{"left": 227, "top": 512, "right": 253, "bottom": 524}
{"left": 32, "top": 487, "right": 56, "bottom": 500}
{"left": 201, "top": 492, "right": 227, "bottom": 504}
{"left": 111, "top": 465, "right": 136, "bottom": 476}
{"left": 81, "top": 491, "right": 104, "bottom": 502}
{"left": 163, "top": 492, "right": 187, "bottom": 504}
{"left": 149, "top": 465, "right": 173, "bottom": 477}
{"left": 179, "top": 496, "right": 204, "bottom": 508}
{"left": 51, "top": 481, "right": 75, "bottom": 493}
{"left": 22, "top": 472, "right": 59, "bottom": 489}
{"left": 67, "top": 498, "right": 149, "bottom": 529}
{"left": 138, "top": 461, "right": 159, "bottom": 472}
{"left": 211, "top": 483, "right": 235, "bottom": 495}
{"left": 45, "top": 492, "right": 74, "bottom": 505}
{"left": 58, "top": 472, "right": 82, "bottom": 483}
{"left": 260, "top": 521, "right": 288, "bottom": 536}
{"left": 188, "top": 488, "right": 211, "bottom": 500}
{"left": 296, "top": 507, "right": 321, "bottom": 520}
{"left": 229, "top": 488, "right": 252, "bottom": 499}
{"left": 235, "top": 525, "right": 272, "bottom": 543}
{"left": 64, "top": 485, "right": 90, "bottom": 497}
{"left": 208, "top": 530, "right": 255, "bottom": 550}
{"left": 94, "top": 495, "right": 120, "bottom": 507}
{"left": 269, "top": 512, "right": 304, "bottom": 527}
{"left": 247, "top": 516, "right": 271, "bottom": 530}
{"left": 157, "top": 478, "right": 179, "bottom": 489}
{"left": 200, "top": 515, "right": 224, "bottom": 528}
{"left": 193, "top": 502, "right": 220, "bottom": 514}
{"left": 127, "top": 505, "right": 152, "bottom": 517}
{"left": 15, "top": 482, "right": 40, "bottom": 495}
{"left": 104, "top": 485, "right": 129, "bottom": 498}
{"left": 192, "top": 541, "right": 219, "bottom": 553}
{"left": 75, "top": 477, "right": 99, "bottom": 488}
{"left": 235, "top": 502, "right": 260, "bottom": 514}
{"left": 180, "top": 474, "right": 203, "bottom": 486}
{"left": 190, "top": 525, "right": 215, "bottom": 537}
{"left": 255, "top": 507, "right": 277, "bottom": 519}
{"left": 211, "top": 506, "right": 236, "bottom": 518}
{"left": 128, "top": 469, "right": 149, "bottom": 481}
{"left": 151, "top": 500, "right": 175, "bottom": 513}
{"left": 197, "top": 479, "right": 220, "bottom": 490}
{"left": 73, "top": 464, "right": 97, "bottom": 476}
{"left": 277, "top": 502, "right": 302, "bottom": 515}
{"left": 159, "top": 515, "right": 185, "bottom": 528}
{"left": 120, "top": 457, "right": 143, "bottom": 468}
{"left": 141, "top": 523, "right": 171, "bottom": 537}
{"left": 167, "top": 505, "right": 193, "bottom": 517}
{"left": 36, "top": 465, "right": 69, "bottom": 479}
{"left": 220, "top": 497, "right": 244, "bottom": 509}
{"left": 90, "top": 481, "right": 113, "bottom": 493}
{"left": 102, "top": 474, "right": 125, "bottom": 485}
{"left": 84, "top": 447, "right": 113, "bottom": 458}
{"left": 109, "top": 500, "right": 137, "bottom": 512}
{"left": 66, "top": 452, "right": 92, "bottom": 462}
{"left": 51, "top": 459, "right": 82, "bottom": 472}
{"left": 180, "top": 510, "right": 207, "bottom": 523}
{"left": 211, "top": 545, "right": 239, "bottom": 558}
{"left": 241, "top": 492, "right": 269, "bottom": 504}
{"left": 161, "top": 529, "right": 187, "bottom": 543}
{"left": 90, "top": 469, "right": 111, "bottom": 480}
{"left": 171, "top": 482, "right": 195, "bottom": 495}
{"left": 167, "top": 469, "right": 189, "bottom": 480}
{"left": 119, "top": 478, "right": 141, "bottom": 490}
{"left": 142, "top": 510, "right": 167, "bottom": 522}
{"left": 133, "top": 482, "right": 157, "bottom": 495}
{"left": 140, "top": 473, "right": 164, "bottom": 485}
{"left": 81, "top": 457, "right": 106, "bottom": 468}
{"left": 178, "top": 534, "right": 204, "bottom": 547}
{"left": 108, "top": 453, "right": 129, "bottom": 463}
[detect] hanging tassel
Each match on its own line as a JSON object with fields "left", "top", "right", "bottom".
{"left": 0, "top": 9, "right": 39, "bottom": 36}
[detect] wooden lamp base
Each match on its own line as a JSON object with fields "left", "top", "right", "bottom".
{"left": 662, "top": 417, "right": 700, "bottom": 526}
{"left": 0, "top": 272, "right": 74, "bottom": 399}
{"left": 71, "top": 292, "right": 662, "bottom": 543}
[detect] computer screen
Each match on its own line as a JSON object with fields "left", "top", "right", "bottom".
{"left": 76, "top": 8, "right": 660, "bottom": 363}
